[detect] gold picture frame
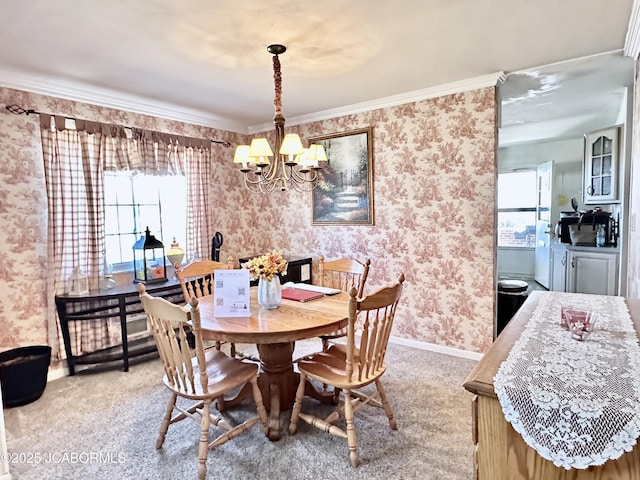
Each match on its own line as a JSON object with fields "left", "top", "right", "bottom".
{"left": 310, "top": 127, "right": 374, "bottom": 226}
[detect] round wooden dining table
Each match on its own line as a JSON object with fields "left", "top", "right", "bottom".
{"left": 196, "top": 287, "right": 349, "bottom": 440}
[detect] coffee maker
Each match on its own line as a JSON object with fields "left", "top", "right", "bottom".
{"left": 556, "top": 209, "right": 617, "bottom": 246}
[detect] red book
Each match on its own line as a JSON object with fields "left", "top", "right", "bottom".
{"left": 281, "top": 288, "right": 324, "bottom": 303}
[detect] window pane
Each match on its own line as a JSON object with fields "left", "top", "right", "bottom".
{"left": 497, "top": 171, "right": 536, "bottom": 209}
{"left": 132, "top": 175, "right": 161, "bottom": 204}
{"left": 137, "top": 205, "right": 161, "bottom": 233}
{"left": 498, "top": 211, "right": 536, "bottom": 247}
{"left": 104, "top": 172, "right": 186, "bottom": 270}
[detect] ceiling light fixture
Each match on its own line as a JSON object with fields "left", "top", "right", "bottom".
{"left": 233, "top": 44, "right": 327, "bottom": 193}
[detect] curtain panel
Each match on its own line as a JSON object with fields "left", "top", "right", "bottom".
{"left": 39, "top": 114, "right": 214, "bottom": 360}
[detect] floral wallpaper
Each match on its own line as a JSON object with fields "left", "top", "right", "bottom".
{"left": 0, "top": 84, "right": 497, "bottom": 361}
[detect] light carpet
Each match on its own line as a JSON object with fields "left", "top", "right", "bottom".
{"left": 3, "top": 340, "right": 478, "bottom": 480}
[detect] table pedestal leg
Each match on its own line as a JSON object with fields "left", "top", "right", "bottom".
{"left": 215, "top": 342, "right": 299, "bottom": 441}
{"left": 257, "top": 342, "right": 300, "bottom": 440}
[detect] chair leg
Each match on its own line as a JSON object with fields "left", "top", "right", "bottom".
{"left": 375, "top": 378, "right": 397, "bottom": 430}
{"left": 288, "top": 373, "right": 307, "bottom": 435}
{"left": 157, "top": 392, "right": 177, "bottom": 449}
{"left": 215, "top": 341, "right": 222, "bottom": 350}
{"left": 321, "top": 337, "right": 330, "bottom": 352}
{"left": 230, "top": 343, "right": 237, "bottom": 357}
{"left": 197, "top": 399, "right": 212, "bottom": 480}
{"left": 343, "top": 390, "right": 360, "bottom": 468}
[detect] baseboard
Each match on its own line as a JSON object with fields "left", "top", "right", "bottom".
{"left": 47, "top": 365, "right": 66, "bottom": 382}
{"left": 44, "top": 338, "right": 483, "bottom": 380}
{"left": 388, "top": 336, "right": 483, "bottom": 362}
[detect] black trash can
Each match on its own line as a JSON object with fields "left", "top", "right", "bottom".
{"left": 496, "top": 280, "right": 528, "bottom": 338}
{"left": 0, "top": 346, "right": 51, "bottom": 407}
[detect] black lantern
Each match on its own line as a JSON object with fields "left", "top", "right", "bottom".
{"left": 133, "top": 227, "right": 167, "bottom": 284}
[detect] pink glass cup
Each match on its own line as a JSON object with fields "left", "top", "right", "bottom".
{"left": 566, "top": 311, "right": 597, "bottom": 341}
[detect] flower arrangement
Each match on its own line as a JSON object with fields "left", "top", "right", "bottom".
{"left": 243, "top": 251, "right": 288, "bottom": 282}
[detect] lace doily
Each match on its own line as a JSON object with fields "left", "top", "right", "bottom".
{"left": 494, "top": 292, "right": 640, "bottom": 470}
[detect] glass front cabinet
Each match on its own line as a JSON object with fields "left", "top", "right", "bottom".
{"left": 583, "top": 126, "right": 620, "bottom": 204}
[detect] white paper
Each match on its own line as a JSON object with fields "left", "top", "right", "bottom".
{"left": 300, "top": 263, "right": 311, "bottom": 282}
{"left": 213, "top": 269, "right": 250, "bottom": 317}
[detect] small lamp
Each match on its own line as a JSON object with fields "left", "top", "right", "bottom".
{"left": 68, "top": 267, "right": 89, "bottom": 296}
{"left": 249, "top": 138, "right": 274, "bottom": 167}
{"left": 279, "top": 133, "right": 304, "bottom": 164}
{"left": 233, "top": 145, "right": 252, "bottom": 171}
{"left": 166, "top": 237, "right": 185, "bottom": 268}
{"left": 133, "top": 227, "right": 167, "bottom": 284}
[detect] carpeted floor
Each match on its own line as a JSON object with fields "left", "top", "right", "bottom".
{"left": 3, "top": 340, "right": 478, "bottom": 480}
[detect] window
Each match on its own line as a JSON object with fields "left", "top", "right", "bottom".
{"left": 497, "top": 171, "right": 537, "bottom": 248}
{"left": 104, "top": 172, "right": 187, "bottom": 271}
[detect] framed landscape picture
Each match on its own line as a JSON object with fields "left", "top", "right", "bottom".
{"left": 311, "top": 127, "right": 374, "bottom": 225}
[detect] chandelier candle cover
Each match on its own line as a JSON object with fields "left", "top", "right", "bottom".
{"left": 233, "top": 44, "right": 328, "bottom": 193}
{"left": 243, "top": 251, "right": 288, "bottom": 309}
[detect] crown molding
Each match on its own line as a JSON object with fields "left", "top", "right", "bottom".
{"left": 0, "top": 69, "right": 248, "bottom": 133}
{"left": 248, "top": 71, "right": 505, "bottom": 133}
{"left": 625, "top": 0, "right": 640, "bottom": 59}
{"left": 0, "top": 68, "right": 504, "bottom": 135}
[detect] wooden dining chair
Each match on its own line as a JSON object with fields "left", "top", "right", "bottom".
{"left": 288, "top": 274, "right": 405, "bottom": 468}
{"left": 317, "top": 255, "right": 371, "bottom": 351}
{"left": 175, "top": 258, "right": 237, "bottom": 356}
{"left": 138, "top": 284, "right": 268, "bottom": 480}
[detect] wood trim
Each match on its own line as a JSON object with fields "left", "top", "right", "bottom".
{"left": 463, "top": 290, "right": 543, "bottom": 397}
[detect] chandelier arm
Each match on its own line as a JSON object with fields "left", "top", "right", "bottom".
{"left": 242, "top": 171, "right": 270, "bottom": 185}
{"left": 259, "top": 177, "right": 280, "bottom": 194}
{"left": 289, "top": 166, "right": 319, "bottom": 184}
{"left": 243, "top": 175, "right": 268, "bottom": 194}
{"left": 290, "top": 179, "right": 317, "bottom": 192}
{"left": 262, "top": 163, "right": 279, "bottom": 182}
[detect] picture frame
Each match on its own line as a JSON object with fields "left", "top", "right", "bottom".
{"left": 310, "top": 127, "right": 374, "bottom": 225}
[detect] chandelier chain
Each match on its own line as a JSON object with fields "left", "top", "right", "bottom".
{"left": 273, "top": 54, "right": 282, "bottom": 116}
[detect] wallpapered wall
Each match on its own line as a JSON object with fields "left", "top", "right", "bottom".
{"left": 0, "top": 84, "right": 497, "bottom": 359}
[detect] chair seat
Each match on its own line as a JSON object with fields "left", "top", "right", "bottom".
{"left": 163, "top": 349, "right": 258, "bottom": 400}
{"left": 298, "top": 345, "right": 385, "bottom": 390}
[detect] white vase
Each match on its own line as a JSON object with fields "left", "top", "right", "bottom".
{"left": 258, "top": 277, "right": 282, "bottom": 309}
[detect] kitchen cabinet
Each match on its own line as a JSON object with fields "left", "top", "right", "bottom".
{"left": 566, "top": 249, "right": 618, "bottom": 295}
{"left": 583, "top": 126, "right": 620, "bottom": 204}
{"left": 550, "top": 244, "right": 567, "bottom": 292}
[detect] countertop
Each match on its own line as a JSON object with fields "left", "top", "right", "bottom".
{"left": 551, "top": 241, "right": 619, "bottom": 254}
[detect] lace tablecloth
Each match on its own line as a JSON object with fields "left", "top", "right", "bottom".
{"left": 494, "top": 292, "right": 640, "bottom": 469}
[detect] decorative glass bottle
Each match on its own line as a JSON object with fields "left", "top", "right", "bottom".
{"left": 596, "top": 224, "right": 606, "bottom": 247}
{"left": 100, "top": 253, "right": 116, "bottom": 290}
{"left": 257, "top": 276, "right": 282, "bottom": 309}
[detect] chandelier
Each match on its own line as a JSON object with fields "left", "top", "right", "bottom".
{"left": 233, "top": 44, "right": 327, "bottom": 193}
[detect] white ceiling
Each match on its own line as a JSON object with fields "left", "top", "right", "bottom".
{"left": 499, "top": 51, "right": 635, "bottom": 146}
{"left": 0, "top": 0, "right": 635, "bottom": 140}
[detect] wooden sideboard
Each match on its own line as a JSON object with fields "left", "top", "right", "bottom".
{"left": 463, "top": 291, "right": 640, "bottom": 480}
